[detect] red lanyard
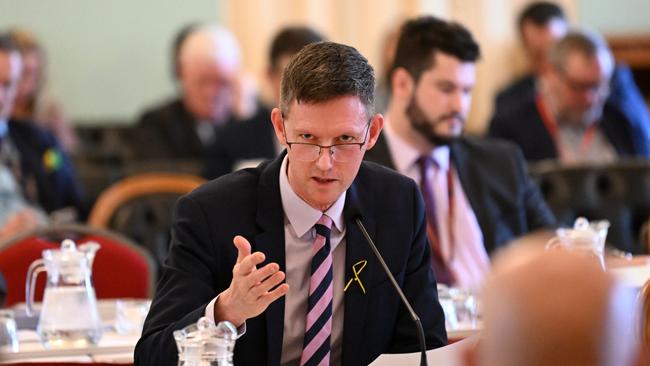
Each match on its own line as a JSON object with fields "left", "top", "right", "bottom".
{"left": 535, "top": 94, "right": 598, "bottom": 160}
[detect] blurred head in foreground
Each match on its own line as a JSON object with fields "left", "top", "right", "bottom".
{"left": 464, "top": 243, "right": 638, "bottom": 366}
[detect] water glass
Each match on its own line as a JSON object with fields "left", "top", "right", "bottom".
{"left": 437, "top": 285, "right": 478, "bottom": 330}
{"left": 115, "top": 300, "right": 150, "bottom": 335}
{"left": 0, "top": 310, "right": 19, "bottom": 352}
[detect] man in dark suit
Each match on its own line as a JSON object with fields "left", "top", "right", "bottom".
{"left": 365, "top": 16, "right": 555, "bottom": 289}
{"left": 0, "top": 34, "right": 84, "bottom": 218}
{"left": 135, "top": 42, "right": 447, "bottom": 365}
{"left": 205, "top": 26, "right": 325, "bottom": 178}
{"left": 489, "top": 29, "right": 650, "bottom": 162}
{"left": 492, "top": 2, "right": 650, "bottom": 162}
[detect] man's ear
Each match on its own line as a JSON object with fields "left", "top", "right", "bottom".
{"left": 270, "top": 108, "right": 286, "bottom": 146}
{"left": 391, "top": 67, "right": 415, "bottom": 101}
{"left": 365, "top": 113, "right": 384, "bottom": 150}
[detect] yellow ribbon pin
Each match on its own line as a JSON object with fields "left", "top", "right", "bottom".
{"left": 344, "top": 260, "right": 367, "bottom": 294}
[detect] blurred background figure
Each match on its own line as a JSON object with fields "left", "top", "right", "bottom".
{"left": 490, "top": 1, "right": 650, "bottom": 163}
{"left": 8, "top": 28, "right": 78, "bottom": 154}
{"left": 463, "top": 244, "right": 639, "bottom": 366}
{"left": 205, "top": 25, "right": 325, "bottom": 178}
{"left": 493, "top": 1, "right": 568, "bottom": 116}
{"left": 366, "top": 16, "right": 556, "bottom": 289}
{"left": 0, "top": 33, "right": 84, "bottom": 220}
{"left": 133, "top": 24, "right": 250, "bottom": 167}
{"left": 490, "top": 28, "right": 650, "bottom": 163}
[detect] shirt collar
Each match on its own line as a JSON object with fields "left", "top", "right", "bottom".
{"left": 279, "top": 155, "right": 346, "bottom": 238}
{"left": 383, "top": 119, "right": 450, "bottom": 173}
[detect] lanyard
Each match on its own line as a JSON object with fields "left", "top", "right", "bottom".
{"left": 535, "top": 94, "right": 598, "bottom": 160}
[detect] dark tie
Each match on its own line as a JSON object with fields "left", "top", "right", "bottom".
{"left": 300, "top": 214, "right": 334, "bottom": 366}
{"left": 416, "top": 155, "right": 454, "bottom": 286}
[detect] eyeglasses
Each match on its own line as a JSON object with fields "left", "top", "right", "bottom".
{"left": 555, "top": 67, "right": 610, "bottom": 96}
{"left": 282, "top": 118, "right": 371, "bottom": 163}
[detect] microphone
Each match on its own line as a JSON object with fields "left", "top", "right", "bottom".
{"left": 345, "top": 203, "right": 429, "bottom": 366}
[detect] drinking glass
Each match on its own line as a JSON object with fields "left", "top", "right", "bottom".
{"left": 0, "top": 310, "right": 19, "bottom": 352}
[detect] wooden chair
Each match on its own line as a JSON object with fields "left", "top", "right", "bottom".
{"left": 87, "top": 173, "right": 205, "bottom": 270}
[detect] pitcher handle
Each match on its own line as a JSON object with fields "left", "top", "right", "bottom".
{"left": 25, "top": 259, "right": 45, "bottom": 317}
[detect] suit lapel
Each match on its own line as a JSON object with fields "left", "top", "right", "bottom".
{"left": 341, "top": 183, "right": 376, "bottom": 365}
{"left": 254, "top": 155, "right": 286, "bottom": 366}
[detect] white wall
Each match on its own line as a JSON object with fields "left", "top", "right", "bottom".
{"left": 0, "top": 0, "right": 219, "bottom": 124}
{"left": 578, "top": 0, "right": 650, "bottom": 34}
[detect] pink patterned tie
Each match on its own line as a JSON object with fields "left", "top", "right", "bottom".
{"left": 300, "top": 214, "right": 333, "bottom": 366}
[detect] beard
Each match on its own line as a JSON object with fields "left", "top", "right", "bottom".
{"left": 405, "top": 95, "right": 464, "bottom": 146}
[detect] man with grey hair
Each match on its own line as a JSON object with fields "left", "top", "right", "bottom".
{"left": 462, "top": 245, "right": 638, "bottom": 366}
{"left": 489, "top": 29, "right": 650, "bottom": 163}
{"left": 135, "top": 41, "right": 447, "bottom": 365}
{"left": 134, "top": 24, "right": 265, "bottom": 173}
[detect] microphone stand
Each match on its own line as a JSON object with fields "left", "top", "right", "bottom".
{"left": 354, "top": 217, "right": 428, "bottom": 366}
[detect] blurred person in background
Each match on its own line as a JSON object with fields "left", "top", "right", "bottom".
{"left": 206, "top": 25, "right": 325, "bottom": 178}
{"left": 8, "top": 28, "right": 78, "bottom": 153}
{"left": 462, "top": 244, "right": 638, "bottom": 366}
{"left": 493, "top": 1, "right": 568, "bottom": 116}
{"left": 489, "top": 29, "right": 650, "bottom": 163}
{"left": 366, "top": 16, "right": 555, "bottom": 289}
{"left": 134, "top": 24, "right": 265, "bottom": 179}
{"left": 0, "top": 33, "right": 84, "bottom": 220}
{"left": 491, "top": 1, "right": 650, "bottom": 162}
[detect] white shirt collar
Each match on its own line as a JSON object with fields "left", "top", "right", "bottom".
{"left": 279, "top": 155, "right": 346, "bottom": 238}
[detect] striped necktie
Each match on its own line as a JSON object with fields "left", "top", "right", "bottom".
{"left": 300, "top": 214, "right": 333, "bottom": 366}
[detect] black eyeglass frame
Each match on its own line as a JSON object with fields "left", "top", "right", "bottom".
{"left": 280, "top": 115, "right": 372, "bottom": 161}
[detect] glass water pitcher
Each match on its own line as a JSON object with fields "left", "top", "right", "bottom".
{"left": 25, "top": 239, "right": 102, "bottom": 348}
{"left": 174, "top": 317, "right": 237, "bottom": 366}
{"left": 546, "top": 217, "right": 609, "bottom": 270}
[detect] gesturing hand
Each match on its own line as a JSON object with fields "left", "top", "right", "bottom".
{"left": 214, "top": 235, "right": 289, "bottom": 327}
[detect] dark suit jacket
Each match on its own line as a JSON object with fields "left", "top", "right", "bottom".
{"left": 133, "top": 98, "right": 216, "bottom": 160}
{"left": 365, "top": 134, "right": 556, "bottom": 255}
{"left": 205, "top": 105, "right": 278, "bottom": 179}
{"left": 134, "top": 154, "right": 447, "bottom": 366}
{"left": 491, "top": 65, "right": 650, "bottom": 161}
{"left": 488, "top": 95, "right": 649, "bottom": 162}
{"left": 7, "top": 119, "right": 85, "bottom": 216}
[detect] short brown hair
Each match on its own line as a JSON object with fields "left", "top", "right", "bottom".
{"left": 280, "top": 41, "right": 375, "bottom": 117}
{"left": 391, "top": 16, "right": 480, "bottom": 84}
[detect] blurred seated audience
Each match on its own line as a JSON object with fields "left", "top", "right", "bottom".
{"left": 463, "top": 244, "right": 638, "bottom": 366}
{"left": 206, "top": 25, "right": 324, "bottom": 178}
{"left": 0, "top": 33, "right": 85, "bottom": 219}
{"left": 133, "top": 24, "right": 265, "bottom": 179}
{"left": 8, "top": 28, "right": 78, "bottom": 154}
{"left": 489, "top": 28, "right": 650, "bottom": 163}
